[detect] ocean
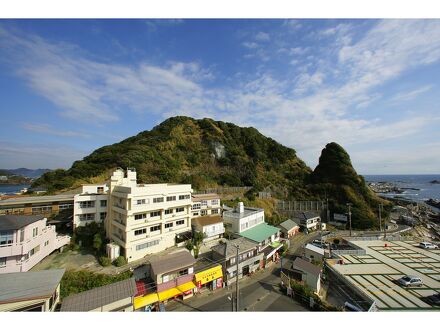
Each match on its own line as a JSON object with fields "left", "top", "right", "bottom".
{"left": 0, "top": 184, "right": 30, "bottom": 196}
{"left": 363, "top": 174, "right": 440, "bottom": 202}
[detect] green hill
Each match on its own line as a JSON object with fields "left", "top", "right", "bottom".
{"left": 33, "top": 116, "right": 312, "bottom": 199}
{"left": 308, "top": 142, "right": 389, "bottom": 229}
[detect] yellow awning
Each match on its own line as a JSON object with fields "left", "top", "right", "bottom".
{"left": 158, "top": 287, "right": 181, "bottom": 301}
{"left": 194, "top": 265, "right": 223, "bottom": 285}
{"left": 177, "top": 281, "right": 196, "bottom": 293}
{"left": 134, "top": 293, "right": 159, "bottom": 310}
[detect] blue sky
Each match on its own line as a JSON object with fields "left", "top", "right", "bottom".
{"left": 1, "top": 19, "right": 440, "bottom": 174}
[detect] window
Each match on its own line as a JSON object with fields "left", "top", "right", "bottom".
{"left": 178, "top": 269, "right": 188, "bottom": 276}
{"left": 153, "top": 197, "right": 164, "bottom": 203}
{"left": 176, "top": 220, "right": 185, "bottom": 226}
{"left": 59, "top": 203, "right": 73, "bottom": 210}
{"left": 179, "top": 194, "right": 190, "bottom": 200}
{"left": 192, "top": 212, "right": 199, "bottom": 216}
{"left": 79, "top": 201, "right": 95, "bottom": 209}
{"left": 134, "top": 213, "right": 147, "bottom": 220}
{"left": 165, "top": 223, "right": 173, "bottom": 229}
{"left": 0, "top": 257, "right": 6, "bottom": 267}
{"left": 32, "top": 227, "right": 39, "bottom": 237}
{"left": 79, "top": 213, "right": 95, "bottom": 221}
{"left": 176, "top": 207, "right": 184, "bottom": 213}
{"left": 201, "top": 210, "right": 207, "bottom": 216}
{"left": 44, "top": 240, "right": 49, "bottom": 247}
{"left": 211, "top": 199, "right": 219, "bottom": 205}
{"left": 32, "top": 206, "right": 52, "bottom": 214}
{"left": 212, "top": 209, "right": 219, "bottom": 214}
{"left": 191, "top": 203, "right": 201, "bottom": 210}
{"left": 136, "top": 239, "right": 159, "bottom": 251}
{"left": 100, "top": 212, "right": 107, "bottom": 220}
{"left": 248, "top": 251, "right": 253, "bottom": 258}
{"left": 230, "top": 257, "right": 236, "bottom": 265}
{"left": 150, "top": 211, "right": 160, "bottom": 217}
{"left": 97, "top": 187, "right": 104, "bottom": 194}
{"left": 100, "top": 200, "right": 107, "bottom": 207}
{"left": 166, "top": 196, "right": 176, "bottom": 202}
{"left": 165, "top": 209, "right": 173, "bottom": 215}
{"left": 136, "top": 199, "right": 146, "bottom": 205}
{"left": 201, "top": 200, "right": 208, "bottom": 206}
{"left": 134, "top": 228, "right": 147, "bottom": 236}
{"left": 29, "top": 245, "right": 40, "bottom": 257}
{"left": 150, "top": 225, "right": 161, "bottom": 232}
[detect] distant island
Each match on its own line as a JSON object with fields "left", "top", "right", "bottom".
{"left": 429, "top": 180, "right": 440, "bottom": 184}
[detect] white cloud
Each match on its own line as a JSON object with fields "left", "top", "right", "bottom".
{"left": 242, "top": 41, "right": 259, "bottom": 49}
{"left": 255, "top": 31, "right": 270, "bottom": 42}
{"left": 389, "top": 85, "right": 433, "bottom": 103}
{"left": 22, "top": 123, "right": 92, "bottom": 138}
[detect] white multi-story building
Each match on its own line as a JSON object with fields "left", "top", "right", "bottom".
{"left": 0, "top": 215, "right": 70, "bottom": 274}
{"left": 73, "top": 184, "right": 109, "bottom": 228}
{"left": 190, "top": 193, "right": 221, "bottom": 218}
{"left": 191, "top": 193, "right": 224, "bottom": 241}
{"left": 105, "top": 169, "right": 193, "bottom": 262}
{"left": 223, "top": 202, "right": 265, "bottom": 234}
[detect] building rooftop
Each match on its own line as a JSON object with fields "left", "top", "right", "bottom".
{"left": 0, "top": 214, "right": 45, "bottom": 231}
{"left": 211, "top": 237, "right": 257, "bottom": 258}
{"left": 292, "top": 211, "right": 320, "bottom": 222}
{"left": 305, "top": 243, "right": 325, "bottom": 255}
{"left": 60, "top": 277, "right": 137, "bottom": 311}
{"left": 149, "top": 250, "right": 196, "bottom": 276}
{"left": 292, "top": 257, "right": 322, "bottom": 277}
{"left": 239, "top": 223, "right": 280, "bottom": 243}
{"left": 191, "top": 215, "right": 223, "bottom": 227}
{"left": 223, "top": 207, "right": 264, "bottom": 219}
{"left": 278, "top": 219, "right": 300, "bottom": 232}
{"left": 0, "top": 269, "right": 65, "bottom": 304}
{"left": 0, "top": 194, "right": 75, "bottom": 206}
{"left": 192, "top": 193, "right": 220, "bottom": 202}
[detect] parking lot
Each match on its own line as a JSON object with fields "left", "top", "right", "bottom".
{"left": 330, "top": 240, "right": 440, "bottom": 310}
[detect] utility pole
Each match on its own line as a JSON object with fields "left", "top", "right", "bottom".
{"left": 235, "top": 244, "right": 240, "bottom": 312}
{"left": 347, "top": 203, "right": 352, "bottom": 237}
{"left": 384, "top": 206, "right": 387, "bottom": 240}
{"left": 378, "top": 203, "right": 382, "bottom": 232}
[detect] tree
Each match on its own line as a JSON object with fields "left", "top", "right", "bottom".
{"left": 93, "top": 233, "right": 103, "bottom": 254}
{"left": 192, "top": 231, "right": 206, "bottom": 258}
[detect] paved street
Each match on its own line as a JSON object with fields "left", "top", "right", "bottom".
{"left": 165, "top": 232, "right": 321, "bottom": 312}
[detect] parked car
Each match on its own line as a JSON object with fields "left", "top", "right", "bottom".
{"left": 424, "top": 293, "right": 440, "bottom": 306}
{"left": 418, "top": 242, "right": 438, "bottom": 249}
{"left": 397, "top": 275, "right": 423, "bottom": 287}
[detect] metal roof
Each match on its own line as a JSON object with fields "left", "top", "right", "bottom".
{"left": 292, "top": 257, "right": 322, "bottom": 277}
{"left": 211, "top": 237, "right": 257, "bottom": 258}
{"left": 305, "top": 243, "right": 325, "bottom": 255}
{"left": 239, "top": 223, "right": 280, "bottom": 243}
{"left": 149, "top": 250, "right": 196, "bottom": 276}
{"left": 0, "top": 214, "right": 45, "bottom": 231}
{"left": 0, "top": 269, "right": 65, "bottom": 304}
{"left": 0, "top": 194, "right": 75, "bottom": 206}
{"left": 60, "top": 277, "right": 137, "bottom": 311}
{"left": 278, "top": 219, "right": 300, "bottom": 232}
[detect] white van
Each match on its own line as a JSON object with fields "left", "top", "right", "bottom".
{"left": 419, "top": 242, "right": 438, "bottom": 249}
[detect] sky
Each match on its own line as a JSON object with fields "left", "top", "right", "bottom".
{"left": 0, "top": 19, "right": 440, "bottom": 174}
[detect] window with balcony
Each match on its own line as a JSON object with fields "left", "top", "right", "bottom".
{"left": 150, "top": 211, "right": 160, "bottom": 218}
{"left": 100, "top": 200, "right": 107, "bottom": 207}
{"left": 0, "top": 230, "right": 13, "bottom": 246}
{"left": 79, "top": 213, "right": 95, "bottom": 221}
{"left": 150, "top": 225, "right": 161, "bottom": 232}
{"left": 134, "top": 228, "right": 147, "bottom": 236}
{"left": 176, "top": 207, "right": 184, "bottom": 213}
{"left": 153, "top": 197, "right": 164, "bottom": 203}
{"left": 134, "top": 213, "right": 147, "bottom": 220}
{"left": 79, "top": 201, "right": 95, "bottom": 209}
{"left": 59, "top": 204, "right": 73, "bottom": 210}
{"left": 166, "top": 196, "right": 176, "bottom": 202}
{"left": 165, "top": 209, "right": 173, "bottom": 215}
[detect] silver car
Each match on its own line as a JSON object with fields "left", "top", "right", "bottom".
{"left": 397, "top": 275, "right": 423, "bottom": 287}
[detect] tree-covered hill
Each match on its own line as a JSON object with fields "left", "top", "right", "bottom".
{"left": 308, "top": 142, "right": 390, "bottom": 229}
{"left": 33, "top": 116, "right": 312, "bottom": 199}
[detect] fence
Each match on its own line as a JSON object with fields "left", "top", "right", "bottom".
{"left": 276, "top": 200, "right": 326, "bottom": 212}
{"left": 193, "top": 186, "right": 253, "bottom": 195}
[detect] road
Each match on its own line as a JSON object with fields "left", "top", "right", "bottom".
{"left": 165, "top": 232, "right": 320, "bottom": 312}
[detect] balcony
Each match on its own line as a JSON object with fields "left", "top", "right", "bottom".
{"left": 204, "top": 227, "right": 225, "bottom": 238}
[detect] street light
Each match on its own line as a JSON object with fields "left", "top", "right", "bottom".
{"left": 346, "top": 203, "right": 352, "bottom": 237}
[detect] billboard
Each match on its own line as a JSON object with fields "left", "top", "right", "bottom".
{"left": 333, "top": 213, "right": 348, "bottom": 223}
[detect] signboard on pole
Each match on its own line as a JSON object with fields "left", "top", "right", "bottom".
{"left": 333, "top": 213, "right": 348, "bottom": 222}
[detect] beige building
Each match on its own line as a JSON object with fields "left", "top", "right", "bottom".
{"left": 73, "top": 184, "right": 109, "bottom": 228}
{"left": 191, "top": 193, "right": 221, "bottom": 218}
{"left": 0, "top": 269, "right": 65, "bottom": 311}
{"left": 106, "top": 169, "right": 192, "bottom": 262}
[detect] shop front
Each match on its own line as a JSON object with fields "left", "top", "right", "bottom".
{"left": 194, "top": 265, "right": 223, "bottom": 293}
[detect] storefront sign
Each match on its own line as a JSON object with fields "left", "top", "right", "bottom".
{"left": 216, "top": 277, "right": 223, "bottom": 288}
{"left": 197, "top": 280, "right": 202, "bottom": 288}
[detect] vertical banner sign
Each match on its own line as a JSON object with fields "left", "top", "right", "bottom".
{"left": 217, "top": 277, "right": 223, "bottom": 288}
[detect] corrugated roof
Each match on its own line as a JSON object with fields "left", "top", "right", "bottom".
{"left": 60, "top": 277, "right": 137, "bottom": 311}
{"left": 279, "top": 219, "right": 300, "bottom": 231}
{"left": 191, "top": 215, "right": 223, "bottom": 227}
{"left": 305, "top": 243, "right": 325, "bottom": 255}
{"left": 211, "top": 237, "right": 257, "bottom": 258}
{"left": 0, "top": 269, "right": 65, "bottom": 304}
{"left": 292, "top": 257, "right": 322, "bottom": 277}
{"left": 239, "top": 223, "right": 280, "bottom": 243}
{"left": 0, "top": 214, "right": 45, "bottom": 231}
{"left": 149, "top": 250, "right": 196, "bottom": 276}
{"left": 0, "top": 194, "right": 75, "bottom": 205}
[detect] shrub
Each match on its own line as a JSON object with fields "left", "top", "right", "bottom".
{"left": 114, "top": 256, "right": 127, "bottom": 267}
{"left": 99, "top": 256, "right": 111, "bottom": 267}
